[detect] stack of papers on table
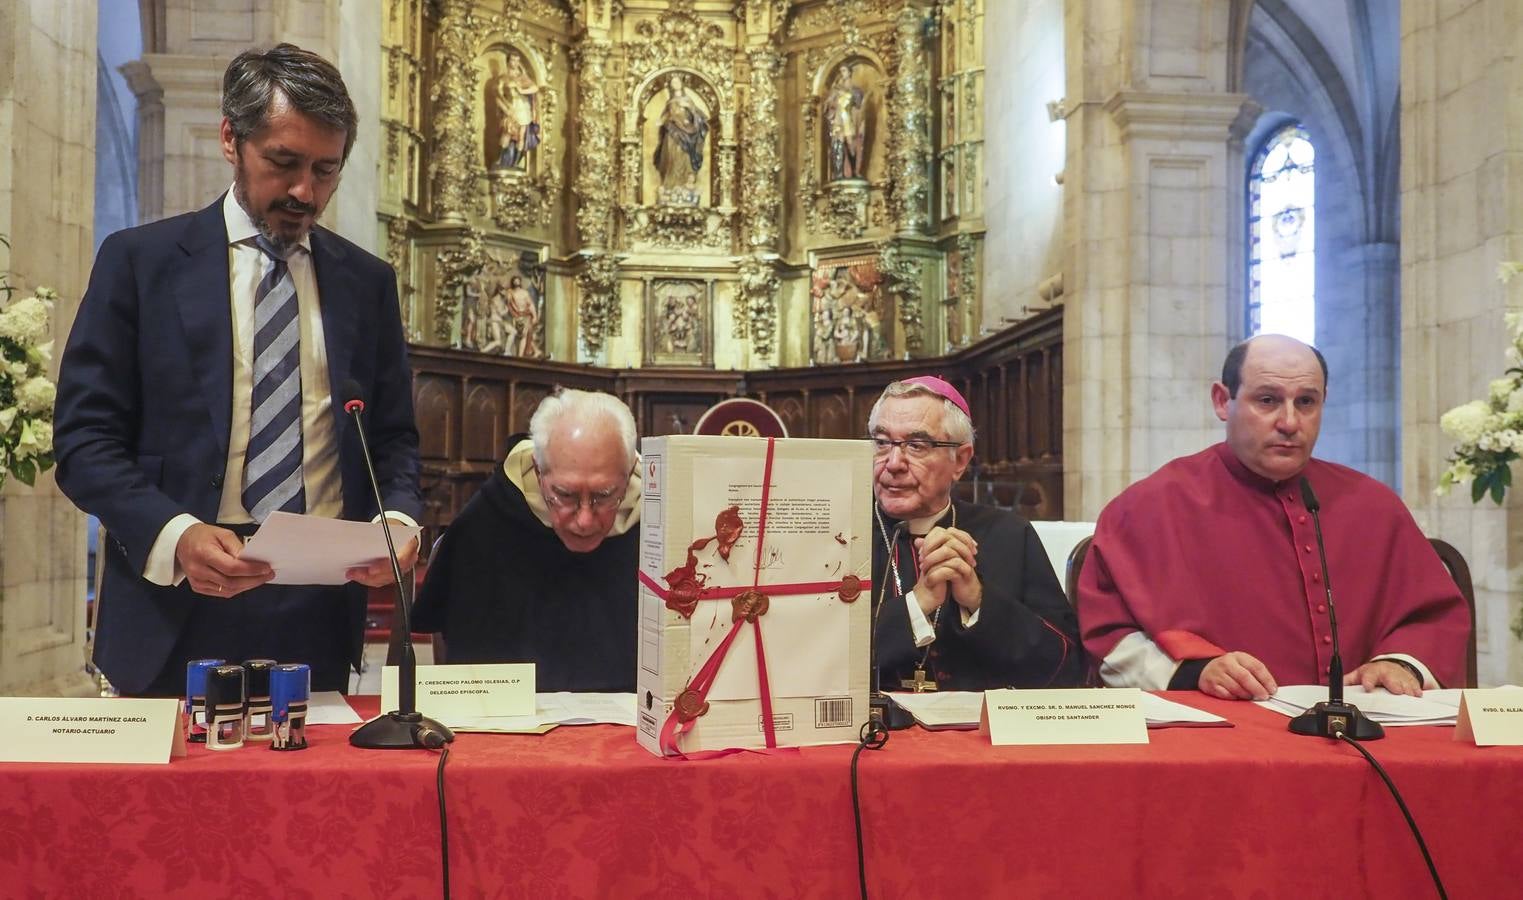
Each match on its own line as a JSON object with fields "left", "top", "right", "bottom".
{"left": 445, "top": 693, "right": 637, "bottom": 734}
{"left": 1254, "top": 685, "right": 1468, "bottom": 726}
{"left": 887, "top": 691, "right": 1229, "bottom": 730}
{"left": 1141, "top": 692, "right": 1233, "bottom": 727}
{"left": 307, "top": 692, "right": 365, "bottom": 725}
{"left": 886, "top": 691, "right": 985, "bottom": 729}
{"left": 291, "top": 692, "right": 640, "bottom": 731}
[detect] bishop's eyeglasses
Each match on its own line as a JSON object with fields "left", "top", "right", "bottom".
{"left": 869, "top": 436, "right": 965, "bottom": 459}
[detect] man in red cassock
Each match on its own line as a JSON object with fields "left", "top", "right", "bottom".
{"left": 1079, "top": 335, "right": 1470, "bottom": 699}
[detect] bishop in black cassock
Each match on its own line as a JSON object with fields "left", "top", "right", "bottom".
{"left": 868, "top": 377, "right": 1083, "bottom": 692}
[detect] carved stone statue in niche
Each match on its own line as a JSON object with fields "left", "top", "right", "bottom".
{"left": 825, "top": 64, "right": 868, "bottom": 181}
{"left": 810, "top": 259, "right": 888, "bottom": 365}
{"left": 483, "top": 51, "right": 541, "bottom": 171}
{"left": 459, "top": 250, "right": 546, "bottom": 359}
{"left": 653, "top": 74, "right": 709, "bottom": 206}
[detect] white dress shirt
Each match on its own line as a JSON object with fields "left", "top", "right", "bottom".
{"left": 141, "top": 190, "right": 360, "bottom": 585}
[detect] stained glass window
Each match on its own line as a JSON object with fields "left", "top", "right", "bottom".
{"left": 1247, "top": 124, "right": 1315, "bottom": 344}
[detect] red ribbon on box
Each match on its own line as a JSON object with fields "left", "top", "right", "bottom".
{"left": 638, "top": 437, "right": 867, "bottom": 756}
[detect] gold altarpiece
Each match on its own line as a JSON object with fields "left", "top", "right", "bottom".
{"left": 378, "top": 0, "right": 988, "bottom": 370}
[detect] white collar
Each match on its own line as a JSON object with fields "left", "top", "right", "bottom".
{"left": 905, "top": 502, "right": 952, "bottom": 536}
{"left": 222, "top": 187, "right": 313, "bottom": 253}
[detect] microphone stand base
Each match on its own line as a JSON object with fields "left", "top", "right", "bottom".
{"left": 870, "top": 692, "right": 916, "bottom": 731}
{"left": 1287, "top": 700, "right": 1385, "bottom": 741}
{"left": 350, "top": 710, "right": 457, "bottom": 750}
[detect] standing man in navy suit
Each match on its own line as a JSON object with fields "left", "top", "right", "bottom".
{"left": 55, "top": 44, "right": 422, "bottom": 695}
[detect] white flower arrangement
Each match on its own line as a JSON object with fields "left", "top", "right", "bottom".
{"left": 0, "top": 236, "right": 57, "bottom": 488}
{"left": 1437, "top": 265, "right": 1523, "bottom": 503}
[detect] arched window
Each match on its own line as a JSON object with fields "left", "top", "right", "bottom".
{"left": 1247, "top": 123, "right": 1315, "bottom": 343}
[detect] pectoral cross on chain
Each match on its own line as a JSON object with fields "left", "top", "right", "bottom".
{"left": 901, "top": 667, "right": 938, "bottom": 693}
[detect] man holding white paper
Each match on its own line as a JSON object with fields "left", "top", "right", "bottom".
{"left": 54, "top": 45, "right": 421, "bottom": 695}
{"left": 869, "top": 377, "right": 1082, "bottom": 691}
{"left": 414, "top": 389, "right": 641, "bottom": 691}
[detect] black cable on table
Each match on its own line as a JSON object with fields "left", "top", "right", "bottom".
{"left": 434, "top": 744, "right": 452, "bottom": 900}
{"left": 851, "top": 719, "right": 890, "bottom": 900}
{"left": 1336, "top": 733, "right": 1447, "bottom": 900}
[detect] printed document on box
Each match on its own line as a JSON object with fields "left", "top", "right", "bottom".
{"left": 690, "top": 456, "right": 858, "bottom": 700}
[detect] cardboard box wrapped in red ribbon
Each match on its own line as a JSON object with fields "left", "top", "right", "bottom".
{"left": 635, "top": 435, "right": 872, "bottom": 756}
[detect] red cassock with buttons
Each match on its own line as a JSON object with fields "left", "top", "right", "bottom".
{"left": 1079, "top": 443, "right": 1470, "bottom": 689}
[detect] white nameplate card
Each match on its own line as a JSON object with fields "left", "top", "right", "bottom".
{"left": 0, "top": 697, "right": 184, "bottom": 764}
{"left": 1454, "top": 688, "right": 1523, "bottom": 746}
{"left": 381, "top": 663, "right": 535, "bottom": 722}
{"left": 980, "top": 688, "right": 1149, "bottom": 745}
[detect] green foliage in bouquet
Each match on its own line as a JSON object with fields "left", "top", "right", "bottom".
{"left": 0, "top": 234, "right": 57, "bottom": 488}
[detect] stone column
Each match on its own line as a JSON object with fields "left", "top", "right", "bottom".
{"left": 334, "top": 0, "right": 383, "bottom": 253}
{"left": 737, "top": 44, "right": 784, "bottom": 360}
{"left": 120, "top": 55, "right": 226, "bottom": 222}
{"left": 572, "top": 38, "right": 619, "bottom": 356}
{"left": 1318, "top": 240, "right": 1399, "bottom": 487}
{"left": 1402, "top": 0, "right": 1523, "bottom": 684}
{"left": 888, "top": 3, "right": 932, "bottom": 236}
{"left": 0, "top": 0, "right": 96, "bottom": 696}
{"left": 425, "top": 0, "right": 476, "bottom": 224}
{"left": 572, "top": 38, "right": 614, "bottom": 252}
{"left": 1061, "top": 0, "right": 1250, "bottom": 518}
{"left": 124, "top": 0, "right": 376, "bottom": 244}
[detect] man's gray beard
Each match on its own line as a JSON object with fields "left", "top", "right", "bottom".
{"left": 232, "top": 176, "right": 299, "bottom": 256}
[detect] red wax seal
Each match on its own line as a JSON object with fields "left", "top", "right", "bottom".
{"left": 837, "top": 574, "right": 862, "bottom": 603}
{"left": 661, "top": 538, "right": 714, "bottom": 619}
{"left": 664, "top": 578, "right": 700, "bottom": 618}
{"left": 731, "top": 589, "right": 770, "bottom": 623}
{"left": 714, "top": 506, "right": 744, "bottom": 561}
{"left": 675, "top": 689, "right": 710, "bottom": 722}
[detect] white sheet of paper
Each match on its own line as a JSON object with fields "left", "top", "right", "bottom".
{"left": 1254, "top": 684, "right": 1460, "bottom": 725}
{"left": 544, "top": 692, "right": 637, "bottom": 726}
{"left": 240, "top": 511, "right": 420, "bottom": 585}
{"left": 446, "top": 715, "right": 552, "bottom": 733}
{"left": 428, "top": 693, "right": 637, "bottom": 732}
{"left": 887, "top": 690, "right": 984, "bottom": 729}
{"left": 304, "top": 691, "right": 363, "bottom": 725}
{"left": 1423, "top": 685, "right": 1522, "bottom": 710}
{"left": 889, "top": 691, "right": 1229, "bottom": 730}
{"left": 1139, "top": 692, "right": 1230, "bottom": 727}
{"left": 689, "top": 455, "right": 854, "bottom": 700}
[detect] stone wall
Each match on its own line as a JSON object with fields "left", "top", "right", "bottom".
{"left": 1402, "top": 0, "right": 1523, "bottom": 684}
{"left": 1060, "top": 0, "right": 1251, "bottom": 518}
{"left": 0, "top": 0, "right": 96, "bottom": 696}
{"left": 123, "top": 0, "right": 377, "bottom": 247}
{"left": 981, "top": 0, "right": 1066, "bottom": 330}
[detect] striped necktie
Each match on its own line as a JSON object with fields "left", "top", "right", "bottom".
{"left": 242, "top": 235, "right": 306, "bottom": 521}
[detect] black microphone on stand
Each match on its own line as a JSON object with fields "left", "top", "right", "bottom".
{"left": 341, "top": 379, "right": 453, "bottom": 751}
{"left": 1287, "top": 475, "right": 1384, "bottom": 741}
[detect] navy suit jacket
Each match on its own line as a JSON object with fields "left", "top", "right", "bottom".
{"left": 55, "top": 197, "right": 422, "bottom": 694}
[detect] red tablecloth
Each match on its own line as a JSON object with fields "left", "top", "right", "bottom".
{"left": 3, "top": 693, "right": 1521, "bottom": 898}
